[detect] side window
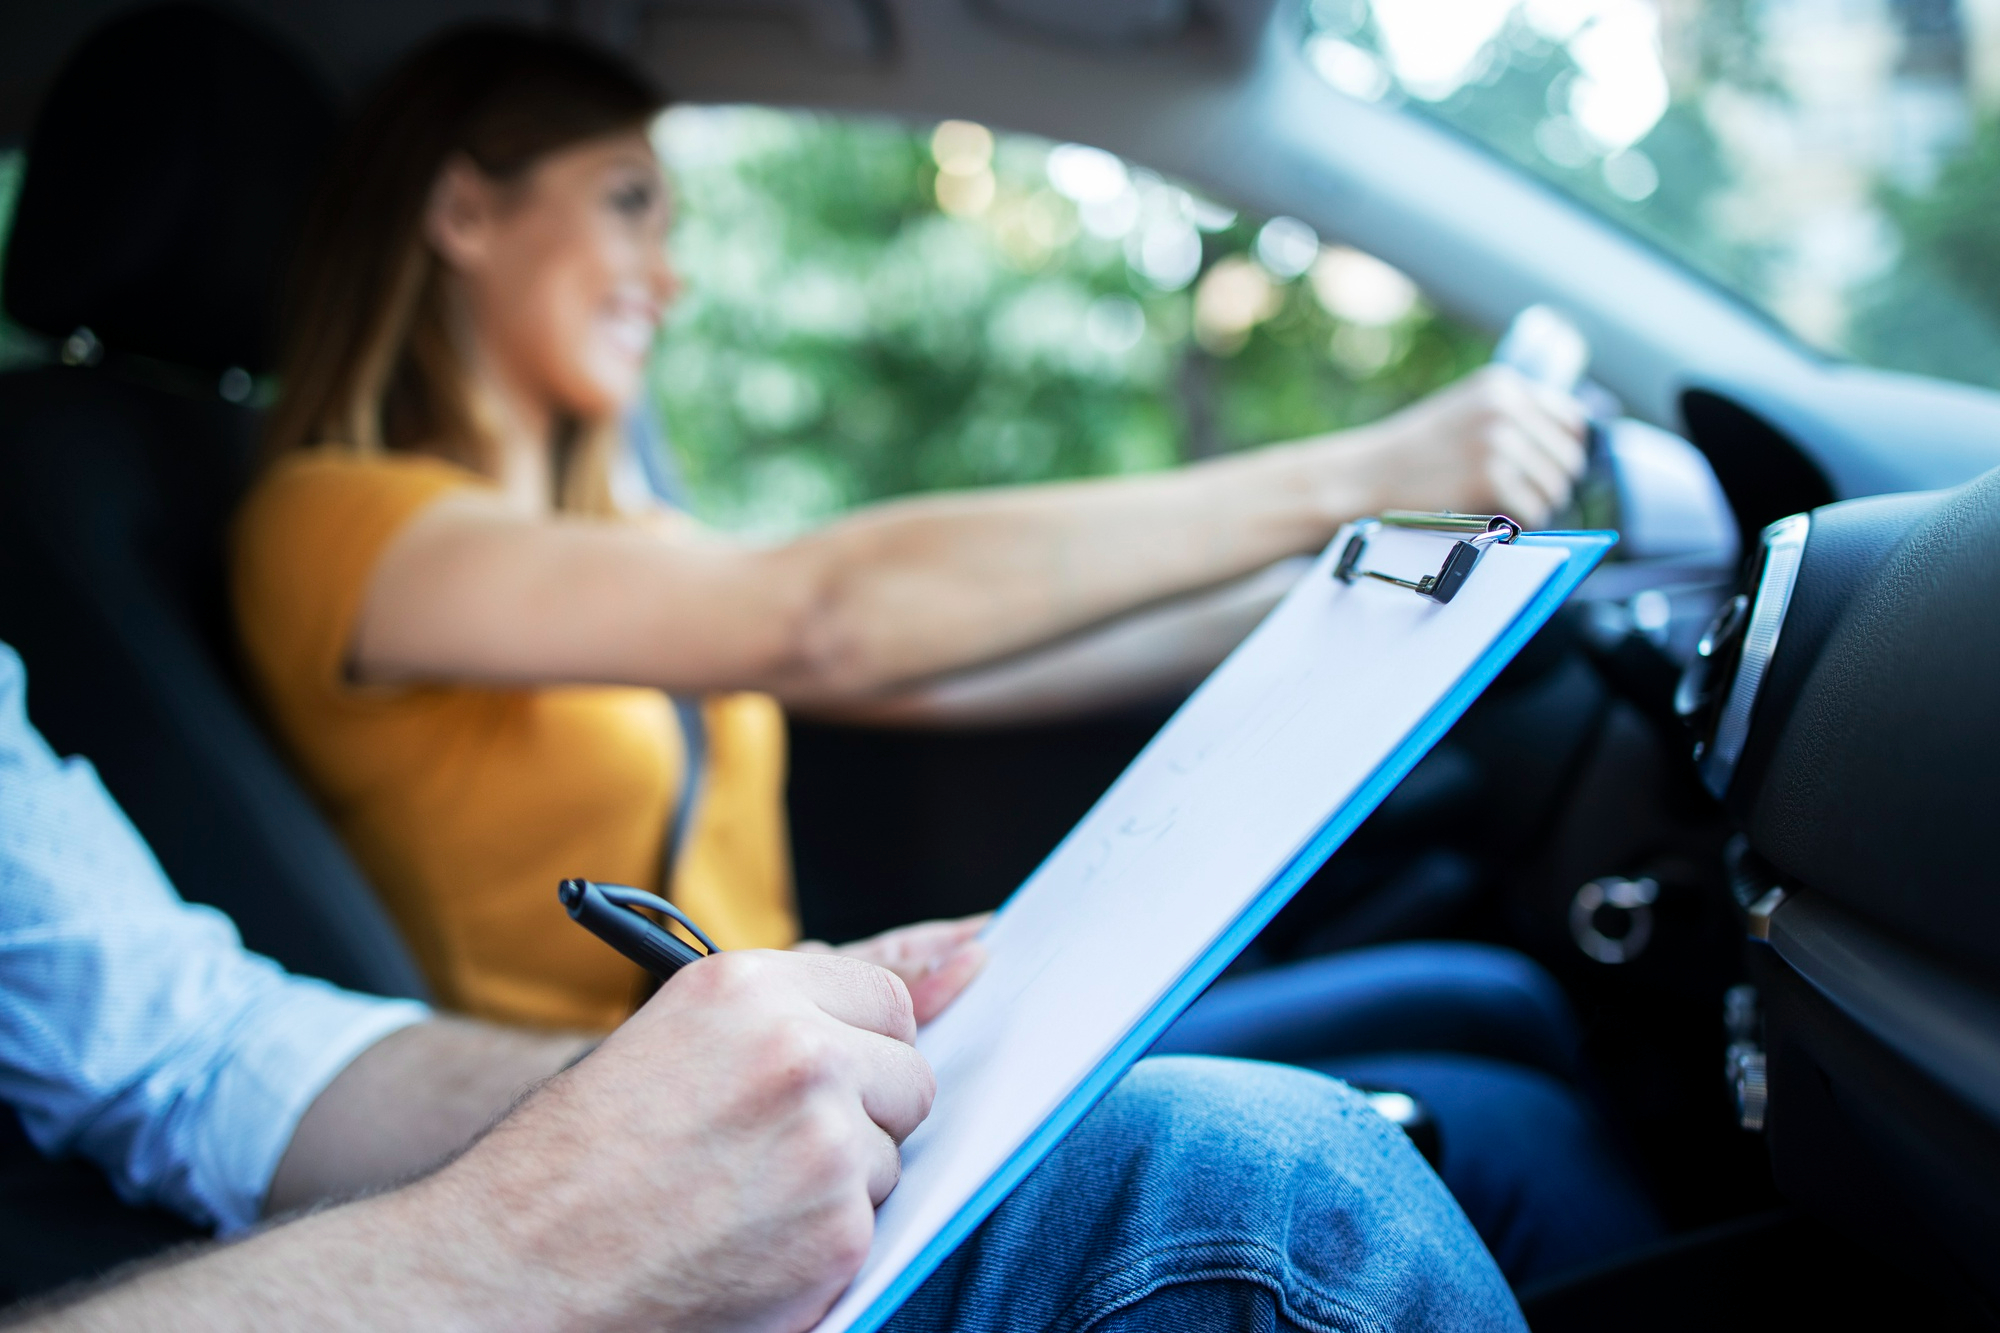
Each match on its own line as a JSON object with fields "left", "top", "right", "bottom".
{"left": 0, "top": 129, "right": 1489, "bottom": 513}
{"left": 651, "top": 109, "right": 1488, "bottom": 534}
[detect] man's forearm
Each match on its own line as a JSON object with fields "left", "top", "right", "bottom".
{"left": 264, "top": 1017, "right": 591, "bottom": 1217}
{"left": 16, "top": 951, "right": 958, "bottom": 1333}
{"left": 18, "top": 1179, "right": 553, "bottom": 1333}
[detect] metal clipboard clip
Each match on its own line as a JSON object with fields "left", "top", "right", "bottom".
{"left": 1332, "top": 511, "right": 1523, "bottom": 605}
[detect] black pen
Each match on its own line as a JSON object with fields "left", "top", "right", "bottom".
{"left": 558, "top": 878, "right": 721, "bottom": 982}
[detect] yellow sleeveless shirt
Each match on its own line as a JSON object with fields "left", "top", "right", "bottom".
{"left": 232, "top": 450, "right": 796, "bottom": 1030}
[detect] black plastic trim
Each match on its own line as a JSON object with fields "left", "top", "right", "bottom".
{"left": 1767, "top": 893, "right": 2000, "bottom": 1132}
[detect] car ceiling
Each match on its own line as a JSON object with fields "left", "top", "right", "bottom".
{"left": 9, "top": 0, "right": 2000, "bottom": 496}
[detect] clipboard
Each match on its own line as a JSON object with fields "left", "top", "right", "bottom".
{"left": 818, "top": 517, "right": 1616, "bottom": 1333}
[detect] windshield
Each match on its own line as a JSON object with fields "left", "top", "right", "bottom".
{"left": 1305, "top": 0, "right": 2000, "bottom": 391}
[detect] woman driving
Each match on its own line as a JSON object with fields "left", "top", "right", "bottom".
{"left": 233, "top": 26, "right": 1586, "bottom": 1031}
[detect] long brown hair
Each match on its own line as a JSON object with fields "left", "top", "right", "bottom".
{"left": 265, "top": 25, "right": 666, "bottom": 512}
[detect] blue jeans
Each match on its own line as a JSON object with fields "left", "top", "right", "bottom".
{"left": 1316, "top": 1053, "right": 1661, "bottom": 1284}
{"left": 1153, "top": 944, "right": 1663, "bottom": 1285}
{"left": 1156, "top": 943, "right": 1582, "bottom": 1080}
{"left": 889, "top": 1056, "right": 1526, "bottom": 1333}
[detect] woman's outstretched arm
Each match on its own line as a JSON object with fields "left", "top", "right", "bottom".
{"left": 795, "top": 558, "right": 1309, "bottom": 727}
{"left": 352, "top": 367, "right": 1583, "bottom": 702}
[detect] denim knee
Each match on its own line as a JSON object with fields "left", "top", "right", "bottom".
{"left": 892, "top": 1056, "right": 1524, "bottom": 1333}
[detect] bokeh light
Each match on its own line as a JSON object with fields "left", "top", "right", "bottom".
{"left": 1310, "top": 247, "right": 1420, "bottom": 326}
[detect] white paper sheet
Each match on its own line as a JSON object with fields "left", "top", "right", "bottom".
{"left": 815, "top": 525, "right": 1576, "bottom": 1333}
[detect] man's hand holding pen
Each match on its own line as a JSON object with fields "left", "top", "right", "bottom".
{"left": 410, "top": 949, "right": 944, "bottom": 1330}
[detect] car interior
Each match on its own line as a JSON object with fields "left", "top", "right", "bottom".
{"left": 1, "top": 1, "right": 1997, "bottom": 1327}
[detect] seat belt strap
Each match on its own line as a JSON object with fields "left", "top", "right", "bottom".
{"left": 663, "top": 695, "right": 707, "bottom": 884}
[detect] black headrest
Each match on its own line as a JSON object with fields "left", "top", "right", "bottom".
{"left": 1747, "top": 465, "right": 2000, "bottom": 977}
{"left": 2, "top": 4, "right": 337, "bottom": 376}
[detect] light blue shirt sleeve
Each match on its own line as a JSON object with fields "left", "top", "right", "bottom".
{"left": 0, "top": 643, "right": 428, "bottom": 1233}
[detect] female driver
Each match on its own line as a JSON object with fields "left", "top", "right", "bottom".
{"left": 234, "top": 27, "right": 1586, "bottom": 1031}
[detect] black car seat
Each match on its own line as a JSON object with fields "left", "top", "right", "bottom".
{"left": 1688, "top": 473, "right": 2000, "bottom": 1319}
{"left": 0, "top": 7, "right": 434, "bottom": 1297}
{"left": 0, "top": 4, "right": 426, "bottom": 1003}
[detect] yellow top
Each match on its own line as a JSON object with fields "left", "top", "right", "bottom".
{"left": 231, "top": 450, "right": 797, "bottom": 1030}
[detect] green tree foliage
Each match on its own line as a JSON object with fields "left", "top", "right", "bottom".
{"left": 0, "top": 151, "right": 41, "bottom": 370}
{"left": 1371, "top": 10, "right": 1760, "bottom": 308}
{"left": 1848, "top": 115, "right": 2000, "bottom": 390}
{"left": 650, "top": 110, "right": 1486, "bottom": 533}
{"left": 1309, "top": 0, "right": 2000, "bottom": 394}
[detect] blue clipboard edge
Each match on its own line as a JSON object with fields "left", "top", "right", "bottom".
{"left": 845, "top": 531, "right": 1617, "bottom": 1332}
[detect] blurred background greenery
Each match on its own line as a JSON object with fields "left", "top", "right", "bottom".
{"left": 647, "top": 109, "right": 1487, "bottom": 533}
{"left": 0, "top": 153, "right": 40, "bottom": 371}
{"left": 1308, "top": 0, "right": 2000, "bottom": 392}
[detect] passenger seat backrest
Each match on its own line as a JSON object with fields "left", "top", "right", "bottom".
{"left": 0, "top": 3, "right": 428, "bottom": 1003}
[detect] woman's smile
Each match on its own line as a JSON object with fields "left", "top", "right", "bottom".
{"left": 597, "top": 285, "right": 661, "bottom": 365}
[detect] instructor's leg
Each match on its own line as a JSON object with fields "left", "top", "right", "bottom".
{"left": 890, "top": 1055, "right": 1524, "bottom": 1333}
